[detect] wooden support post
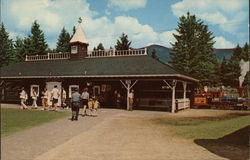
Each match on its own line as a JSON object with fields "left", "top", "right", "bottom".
{"left": 120, "top": 80, "right": 138, "bottom": 111}
{"left": 163, "top": 80, "right": 177, "bottom": 113}
{"left": 182, "top": 81, "right": 187, "bottom": 108}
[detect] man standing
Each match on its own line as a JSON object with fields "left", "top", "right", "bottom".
{"left": 51, "top": 85, "right": 60, "bottom": 111}
{"left": 19, "top": 87, "right": 28, "bottom": 109}
{"left": 71, "top": 88, "right": 81, "bottom": 121}
{"left": 81, "top": 88, "right": 89, "bottom": 116}
{"left": 128, "top": 89, "right": 134, "bottom": 111}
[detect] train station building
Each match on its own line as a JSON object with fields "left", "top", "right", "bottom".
{"left": 0, "top": 24, "right": 199, "bottom": 112}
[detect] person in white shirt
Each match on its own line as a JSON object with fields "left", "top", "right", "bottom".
{"left": 19, "top": 87, "right": 28, "bottom": 109}
{"left": 62, "top": 88, "right": 67, "bottom": 109}
{"left": 128, "top": 89, "right": 134, "bottom": 111}
{"left": 51, "top": 85, "right": 60, "bottom": 111}
{"left": 31, "top": 88, "right": 38, "bottom": 109}
{"left": 81, "top": 88, "right": 89, "bottom": 116}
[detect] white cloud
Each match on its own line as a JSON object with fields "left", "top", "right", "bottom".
{"left": 108, "top": 0, "right": 147, "bottom": 11}
{"left": 7, "top": 0, "right": 97, "bottom": 34}
{"left": 171, "top": 0, "right": 248, "bottom": 34}
{"left": 214, "top": 36, "right": 235, "bottom": 48}
{"left": 159, "top": 30, "right": 178, "bottom": 47}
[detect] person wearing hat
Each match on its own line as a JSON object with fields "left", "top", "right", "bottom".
{"left": 81, "top": 88, "right": 89, "bottom": 116}
{"left": 71, "top": 88, "right": 81, "bottom": 121}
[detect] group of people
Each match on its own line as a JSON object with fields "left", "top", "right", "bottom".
{"left": 19, "top": 85, "right": 64, "bottom": 111}
{"left": 71, "top": 88, "right": 100, "bottom": 121}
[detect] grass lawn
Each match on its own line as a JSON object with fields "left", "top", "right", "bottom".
{"left": 1, "top": 108, "right": 70, "bottom": 136}
{"left": 153, "top": 112, "right": 249, "bottom": 146}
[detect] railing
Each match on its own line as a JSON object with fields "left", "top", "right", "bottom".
{"left": 87, "top": 48, "right": 147, "bottom": 58}
{"left": 25, "top": 52, "right": 70, "bottom": 61}
{"left": 25, "top": 48, "right": 147, "bottom": 61}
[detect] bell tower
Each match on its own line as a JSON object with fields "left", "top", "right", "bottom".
{"left": 69, "top": 21, "right": 89, "bottom": 59}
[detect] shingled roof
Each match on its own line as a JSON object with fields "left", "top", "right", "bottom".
{"left": 70, "top": 24, "right": 89, "bottom": 44}
{"left": 0, "top": 56, "right": 198, "bottom": 82}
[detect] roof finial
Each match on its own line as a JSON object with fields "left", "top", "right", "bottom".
{"left": 78, "top": 17, "right": 82, "bottom": 24}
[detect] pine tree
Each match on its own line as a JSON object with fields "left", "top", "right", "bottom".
{"left": 219, "top": 56, "right": 229, "bottom": 86}
{"left": 0, "top": 23, "right": 14, "bottom": 67}
{"left": 96, "top": 43, "right": 104, "bottom": 50}
{"left": 56, "top": 27, "right": 71, "bottom": 52}
{"left": 24, "top": 20, "right": 48, "bottom": 55}
{"left": 241, "top": 43, "right": 249, "bottom": 61}
{"left": 13, "top": 37, "right": 25, "bottom": 61}
{"left": 226, "top": 45, "right": 242, "bottom": 87}
{"left": 170, "top": 12, "right": 217, "bottom": 86}
{"left": 72, "top": 26, "right": 76, "bottom": 38}
{"left": 115, "top": 33, "right": 132, "bottom": 50}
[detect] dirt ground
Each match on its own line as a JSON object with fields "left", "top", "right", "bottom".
{"left": 1, "top": 104, "right": 249, "bottom": 160}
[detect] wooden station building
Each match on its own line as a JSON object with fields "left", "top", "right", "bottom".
{"left": 0, "top": 24, "right": 199, "bottom": 112}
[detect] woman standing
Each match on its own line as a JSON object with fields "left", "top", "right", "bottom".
{"left": 19, "top": 87, "right": 28, "bottom": 109}
{"left": 31, "top": 88, "right": 38, "bottom": 109}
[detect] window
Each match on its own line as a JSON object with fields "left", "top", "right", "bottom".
{"left": 71, "top": 46, "right": 78, "bottom": 54}
{"left": 30, "top": 85, "right": 39, "bottom": 97}
{"left": 69, "top": 85, "right": 79, "bottom": 98}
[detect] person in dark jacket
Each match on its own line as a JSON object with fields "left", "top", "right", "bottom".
{"left": 71, "top": 88, "right": 81, "bottom": 121}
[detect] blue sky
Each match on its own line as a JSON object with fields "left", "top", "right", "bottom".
{"left": 2, "top": 0, "right": 249, "bottom": 50}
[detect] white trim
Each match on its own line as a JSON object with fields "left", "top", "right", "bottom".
{"left": 69, "top": 85, "right": 79, "bottom": 98}
{"left": 1, "top": 74, "right": 199, "bottom": 82}
{"left": 30, "top": 85, "right": 39, "bottom": 97}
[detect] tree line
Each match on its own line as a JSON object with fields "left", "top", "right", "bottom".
{"left": 1, "top": 13, "right": 249, "bottom": 88}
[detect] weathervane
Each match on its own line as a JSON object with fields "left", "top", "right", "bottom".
{"left": 78, "top": 17, "right": 82, "bottom": 24}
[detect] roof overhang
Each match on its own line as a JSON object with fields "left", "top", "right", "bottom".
{"left": 1, "top": 74, "right": 199, "bottom": 82}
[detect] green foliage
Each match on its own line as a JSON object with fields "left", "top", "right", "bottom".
{"left": 1, "top": 108, "right": 70, "bottom": 136}
{"left": 94, "top": 43, "right": 105, "bottom": 51}
{"left": 23, "top": 20, "right": 48, "bottom": 55}
{"left": 222, "top": 44, "right": 249, "bottom": 87}
{"left": 0, "top": 23, "right": 14, "bottom": 67}
{"left": 56, "top": 27, "right": 71, "bottom": 52}
{"left": 170, "top": 12, "right": 218, "bottom": 86}
{"left": 115, "top": 33, "right": 132, "bottom": 50}
{"left": 13, "top": 37, "right": 26, "bottom": 61}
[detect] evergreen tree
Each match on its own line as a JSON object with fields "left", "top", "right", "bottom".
{"left": 13, "top": 37, "right": 25, "bottom": 61}
{"left": 115, "top": 33, "right": 132, "bottom": 50}
{"left": 151, "top": 48, "right": 159, "bottom": 60}
{"left": 219, "top": 56, "right": 229, "bottom": 86}
{"left": 226, "top": 45, "right": 242, "bottom": 87}
{"left": 241, "top": 43, "right": 249, "bottom": 61}
{"left": 56, "top": 27, "right": 71, "bottom": 52}
{"left": 0, "top": 23, "right": 14, "bottom": 67}
{"left": 170, "top": 12, "right": 217, "bottom": 86}
{"left": 24, "top": 20, "right": 48, "bottom": 55}
{"left": 72, "top": 26, "right": 76, "bottom": 38}
{"left": 96, "top": 43, "right": 104, "bottom": 50}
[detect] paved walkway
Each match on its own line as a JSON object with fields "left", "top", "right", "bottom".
{"left": 2, "top": 104, "right": 243, "bottom": 160}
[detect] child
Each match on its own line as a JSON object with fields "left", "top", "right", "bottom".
{"left": 93, "top": 97, "right": 100, "bottom": 117}
{"left": 87, "top": 98, "right": 94, "bottom": 116}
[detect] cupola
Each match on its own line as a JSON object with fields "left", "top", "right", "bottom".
{"left": 69, "top": 24, "right": 89, "bottom": 59}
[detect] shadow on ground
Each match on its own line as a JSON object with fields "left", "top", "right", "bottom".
{"left": 194, "top": 125, "right": 249, "bottom": 160}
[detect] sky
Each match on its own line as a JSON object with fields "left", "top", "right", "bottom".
{"left": 1, "top": 0, "right": 249, "bottom": 50}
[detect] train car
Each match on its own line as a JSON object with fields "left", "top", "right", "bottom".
{"left": 193, "top": 90, "right": 249, "bottom": 110}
